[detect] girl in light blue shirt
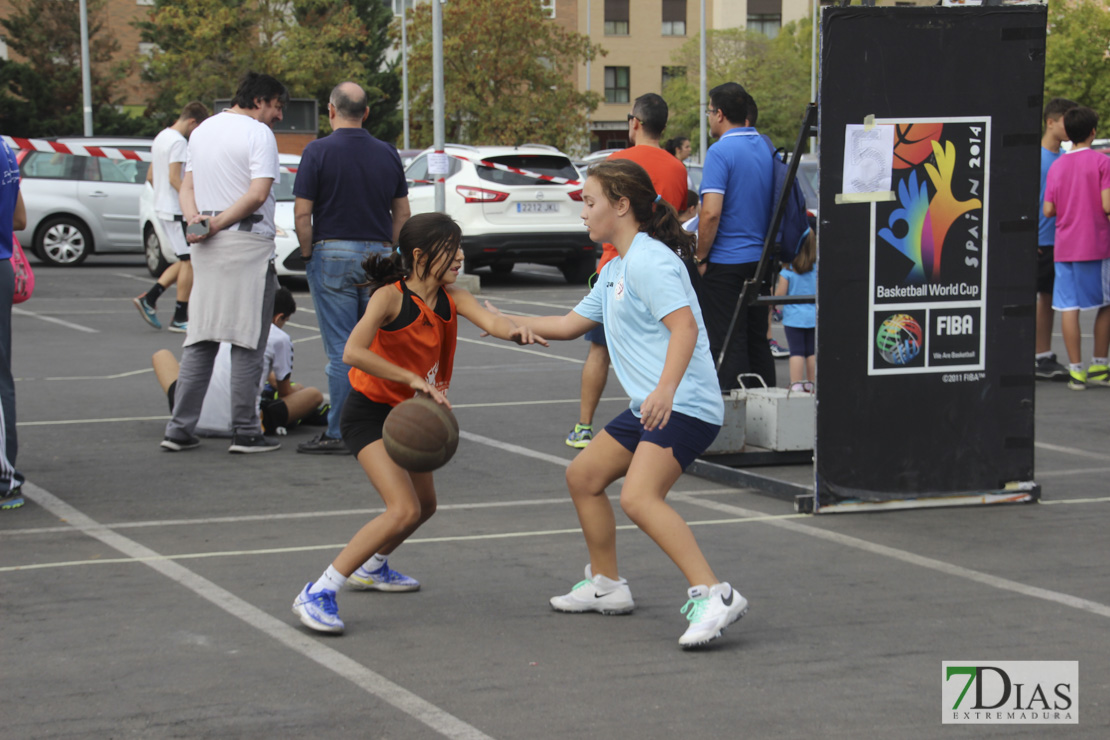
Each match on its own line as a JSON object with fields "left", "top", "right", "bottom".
{"left": 492, "top": 159, "right": 747, "bottom": 649}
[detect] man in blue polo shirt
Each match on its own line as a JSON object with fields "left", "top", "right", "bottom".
{"left": 294, "top": 81, "right": 411, "bottom": 453}
{"left": 692, "top": 82, "right": 775, "bottom": 390}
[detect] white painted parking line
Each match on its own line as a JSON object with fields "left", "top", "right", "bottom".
{"left": 1035, "top": 440, "right": 1110, "bottom": 462}
{"left": 0, "top": 489, "right": 741, "bottom": 537}
{"left": 457, "top": 336, "right": 583, "bottom": 363}
{"left": 13, "top": 397, "right": 630, "bottom": 427}
{"left": 12, "top": 306, "right": 99, "bottom": 333}
{"left": 17, "top": 482, "right": 494, "bottom": 740}
{"left": 680, "top": 495, "right": 1110, "bottom": 620}
{"left": 0, "top": 510, "right": 808, "bottom": 573}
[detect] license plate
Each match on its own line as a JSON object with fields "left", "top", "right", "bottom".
{"left": 516, "top": 202, "right": 559, "bottom": 213}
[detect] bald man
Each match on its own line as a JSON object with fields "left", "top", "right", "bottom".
{"left": 294, "top": 82, "right": 411, "bottom": 454}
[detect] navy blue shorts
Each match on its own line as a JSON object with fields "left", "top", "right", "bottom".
{"left": 603, "top": 408, "right": 720, "bottom": 471}
{"left": 584, "top": 323, "right": 606, "bottom": 346}
{"left": 784, "top": 325, "right": 815, "bottom": 357}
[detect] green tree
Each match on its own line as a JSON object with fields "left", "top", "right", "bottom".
{"left": 0, "top": 0, "right": 157, "bottom": 136}
{"left": 1045, "top": 0, "right": 1110, "bottom": 125}
{"left": 663, "top": 19, "right": 813, "bottom": 154}
{"left": 136, "top": 0, "right": 401, "bottom": 141}
{"left": 404, "top": 0, "right": 603, "bottom": 151}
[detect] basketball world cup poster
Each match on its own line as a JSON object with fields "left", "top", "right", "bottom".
{"left": 869, "top": 118, "right": 990, "bottom": 375}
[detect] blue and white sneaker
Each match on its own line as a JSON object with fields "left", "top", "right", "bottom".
{"left": 347, "top": 561, "right": 421, "bottom": 592}
{"left": 565, "top": 423, "right": 593, "bottom": 449}
{"left": 132, "top": 294, "right": 162, "bottom": 329}
{"left": 1, "top": 487, "right": 24, "bottom": 510}
{"left": 167, "top": 320, "right": 187, "bottom": 334}
{"left": 292, "top": 582, "right": 344, "bottom": 634}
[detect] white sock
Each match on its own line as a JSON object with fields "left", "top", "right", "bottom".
{"left": 1093, "top": 357, "right": 1107, "bottom": 367}
{"left": 1070, "top": 363, "right": 1084, "bottom": 373}
{"left": 1035, "top": 351, "right": 1054, "bottom": 360}
{"left": 310, "top": 565, "right": 347, "bottom": 594}
{"left": 358, "top": 553, "right": 388, "bottom": 574}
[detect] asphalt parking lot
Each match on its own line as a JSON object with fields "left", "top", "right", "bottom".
{"left": 2, "top": 256, "right": 1107, "bottom": 739}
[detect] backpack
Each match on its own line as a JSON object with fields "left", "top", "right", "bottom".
{"left": 760, "top": 134, "right": 811, "bottom": 263}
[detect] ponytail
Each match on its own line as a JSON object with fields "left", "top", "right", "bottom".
{"left": 645, "top": 198, "right": 696, "bottom": 261}
{"left": 360, "top": 249, "right": 408, "bottom": 292}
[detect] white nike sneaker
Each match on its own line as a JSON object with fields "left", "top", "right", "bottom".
{"left": 550, "top": 564, "right": 635, "bottom": 615}
{"left": 678, "top": 582, "right": 748, "bottom": 648}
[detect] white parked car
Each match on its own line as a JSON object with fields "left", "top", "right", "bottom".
{"left": 141, "top": 153, "right": 304, "bottom": 279}
{"left": 16, "top": 137, "right": 154, "bottom": 266}
{"left": 405, "top": 144, "right": 599, "bottom": 283}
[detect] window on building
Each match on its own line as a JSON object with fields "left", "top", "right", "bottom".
{"left": 662, "top": 66, "right": 686, "bottom": 91}
{"left": 662, "top": 0, "right": 686, "bottom": 36}
{"left": 747, "top": 0, "right": 782, "bottom": 38}
{"left": 604, "top": 0, "right": 629, "bottom": 36}
{"left": 540, "top": 0, "right": 556, "bottom": 18}
{"left": 605, "top": 67, "right": 630, "bottom": 104}
{"left": 136, "top": 0, "right": 154, "bottom": 6}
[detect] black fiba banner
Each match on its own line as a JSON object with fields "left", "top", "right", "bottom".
{"left": 816, "top": 7, "right": 1044, "bottom": 510}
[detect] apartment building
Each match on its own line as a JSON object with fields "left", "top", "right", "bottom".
{"left": 551, "top": 0, "right": 813, "bottom": 150}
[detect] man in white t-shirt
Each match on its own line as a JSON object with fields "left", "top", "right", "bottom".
{"left": 162, "top": 72, "right": 288, "bottom": 454}
{"left": 133, "top": 102, "right": 209, "bottom": 332}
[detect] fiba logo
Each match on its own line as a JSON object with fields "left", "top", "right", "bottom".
{"left": 876, "top": 313, "right": 923, "bottom": 365}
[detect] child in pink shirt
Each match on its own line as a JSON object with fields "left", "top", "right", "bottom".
{"left": 1043, "top": 106, "right": 1110, "bottom": 389}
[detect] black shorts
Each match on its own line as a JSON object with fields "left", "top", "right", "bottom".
{"left": 1037, "top": 245, "right": 1055, "bottom": 295}
{"left": 260, "top": 396, "right": 289, "bottom": 434}
{"left": 340, "top": 390, "right": 393, "bottom": 456}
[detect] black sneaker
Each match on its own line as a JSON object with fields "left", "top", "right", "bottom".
{"left": 1034, "top": 354, "right": 1069, "bottom": 381}
{"left": 228, "top": 433, "right": 281, "bottom": 454}
{"left": 161, "top": 434, "right": 200, "bottom": 452}
{"left": 296, "top": 433, "right": 349, "bottom": 455}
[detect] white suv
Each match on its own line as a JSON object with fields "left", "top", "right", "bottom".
{"left": 405, "top": 144, "right": 598, "bottom": 283}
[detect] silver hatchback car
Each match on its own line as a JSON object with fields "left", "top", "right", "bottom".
{"left": 15, "top": 137, "right": 153, "bottom": 266}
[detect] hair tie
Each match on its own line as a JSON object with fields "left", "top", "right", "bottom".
{"left": 654, "top": 194, "right": 663, "bottom": 204}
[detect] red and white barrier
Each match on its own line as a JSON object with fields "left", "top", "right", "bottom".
{"left": 449, "top": 154, "right": 581, "bottom": 186}
{"left": 3, "top": 135, "right": 152, "bottom": 162}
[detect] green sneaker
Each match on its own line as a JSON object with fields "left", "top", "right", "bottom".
{"left": 1068, "top": 368, "right": 1087, "bottom": 391}
{"left": 565, "top": 423, "right": 593, "bottom": 449}
{"left": 1086, "top": 364, "right": 1109, "bottom": 387}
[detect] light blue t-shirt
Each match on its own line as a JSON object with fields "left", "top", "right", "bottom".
{"left": 1040, "top": 146, "right": 1064, "bottom": 247}
{"left": 699, "top": 127, "right": 773, "bottom": 265}
{"left": 574, "top": 232, "right": 725, "bottom": 425}
{"left": 781, "top": 266, "right": 817, "bottom": 329}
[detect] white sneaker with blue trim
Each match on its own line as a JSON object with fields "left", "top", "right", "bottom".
{"left": 292, "top": 582, "right": 344, "bottom": 634}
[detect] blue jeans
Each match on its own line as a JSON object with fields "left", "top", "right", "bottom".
{"left": 0, "top": 260, "right": 23, "bottom": 493}
{"left": 305, "top": 240, "right": 391, "bottom": 439}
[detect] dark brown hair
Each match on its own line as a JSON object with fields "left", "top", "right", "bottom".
{"left": 362, "top": 212, "right": 462, "bottom": 290}
{"left": 586, "top": 159, "right": 695, "bottom": 260}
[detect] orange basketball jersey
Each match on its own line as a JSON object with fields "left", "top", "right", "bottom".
{"left": 349, "top": 281, "right": 457, "bottom": 407}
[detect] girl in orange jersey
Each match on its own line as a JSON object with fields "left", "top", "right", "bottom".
{"left": 292, "top": 212, "right": 544, "bottom": 635}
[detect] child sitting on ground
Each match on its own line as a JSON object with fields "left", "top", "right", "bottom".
{"left": 152, "top": 287, "right": 328, "bottom": 440}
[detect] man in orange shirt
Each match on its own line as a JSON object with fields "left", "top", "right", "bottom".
{"left": 566, "top": 93, "right": 691, "bottom": 448}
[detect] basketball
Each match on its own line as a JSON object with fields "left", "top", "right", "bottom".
{"left": 382, "top": 396, "right": 460, "bottom": 472}
{"left": 892, "top": 122, "right": 945, "bottom": 169}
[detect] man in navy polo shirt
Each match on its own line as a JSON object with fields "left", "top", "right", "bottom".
{"left": 294, "top": 81, "right": 411, "bottom": 454}
{"left": 692, "top": 82, "right": 775, "bottom": 390}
